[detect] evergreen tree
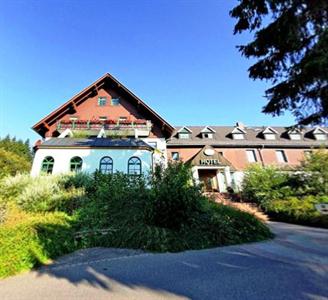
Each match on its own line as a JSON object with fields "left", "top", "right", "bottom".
{"left": 230, "top": 0, "right": 328, "bottom": 125}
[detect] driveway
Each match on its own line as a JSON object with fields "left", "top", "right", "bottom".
{"left": 0, "top": 222, "right": 327, "bottom": 300}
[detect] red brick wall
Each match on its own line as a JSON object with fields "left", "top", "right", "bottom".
{"left": 45, "top": 87, "right": 164, "bottom": 138}
{"left": 167, "top": 147, "right": 309, "bottom": 170}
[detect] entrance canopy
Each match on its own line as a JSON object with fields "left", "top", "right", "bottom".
{"left": 187, "top": 145, "right": 235, "bottom": 170}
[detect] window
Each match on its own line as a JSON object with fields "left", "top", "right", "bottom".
{"left": 99, "top": 116, "right": 107, "bottom": 121}
{"left": 202, "top": 133, "right": 213, "bottom": 139}
{"left": 276, "top": 150, "right": 288, "bottom": 163}
{"left": 70, "top": 156, "right": 83, "bottom": 172}
{"left": 246, "top": 150, "right": 257, "bottom": 163}
{"left": 128, "top": 157, "right": 141, "bottom": 175}
{"left": 289, "top": 133, "right": 301, "bottom": 140}
{"left": 41, "top": 156, "right": 54, "bottom": 174}
{"left": 314, "top": 133, "right": 327, "bottom": 141}
{"left": 111, "top": 98, "right": 120, "bottom": 106}
{"left": 264, "top": 133, "right": 276, "bottom": 140}
{"left": 98, "top": 97, "right": 107, "bottom": 106}
{"left": 171, "top": 152, "right": 180, "bottom": 161}
{"left": 119, "top": 116, "right": 127, "bottom": 121}
{"left": 232, "top": 133, "right": 245, "bottom": 140}
{"left": 99, "top": 156, "right": 113, "bottom": 174}
{"left": 178, "top": 133, "right": 190, "bottom": 139}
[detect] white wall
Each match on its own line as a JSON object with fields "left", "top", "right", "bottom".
{"left": 31, "top": 148, "right": 153, "bottom": 176}
{"left": 142, "top": 138, "right": 167, "bottom": 168}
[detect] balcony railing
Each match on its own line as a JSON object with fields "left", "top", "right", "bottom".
{"left": 56, "top": 119, "right": 152, "bottom": 137}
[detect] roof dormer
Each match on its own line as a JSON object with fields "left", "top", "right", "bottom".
{"left": 287, "top": 128, "right": 302, "bottom": 140}
{"left": 177, "top": 127, "right": 192, "bottom": 139}
{"left": 231, "top": 126, "right": 246, "bottom": 140}
{"left": 262, "top": 127, "right": 278, "bottom": 140}
{"left": 312, "top": 127, "right": 327, "bottom": 141}
{"left": 200, "top": 126, "right": 216, "bottom": 139}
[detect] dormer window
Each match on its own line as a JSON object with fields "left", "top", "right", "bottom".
{"left": 231, "top": 127, "right": 246, "bottom": 140}
{"left": 203, "top": 133, "right": 213, "bottom": 139}
{"left": 288, "top": 128, "right": 302, "bottom": 140}
{"left": 262, "top": 127, "right": 278, "bottom": 140}
{"left": 201, "top": 126, "right": 215, "bottom": 139}
{"left": 312, "top": 127, "right": 327, "bottom": 141}
{"left": 177, "top": 127, "right": 192, "bottom": 139}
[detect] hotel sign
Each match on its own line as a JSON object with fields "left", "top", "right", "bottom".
{"left": 199, "top": 159, "right": 220, "bottom": 166}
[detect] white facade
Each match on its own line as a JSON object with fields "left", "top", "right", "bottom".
{"left": 31, "top": 147, "right": 153, "bottom": 176}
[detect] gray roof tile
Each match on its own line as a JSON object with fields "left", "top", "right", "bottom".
{"left": 167, "top": 126, "right": 328, "bottom": 147}
{"left": 39, "top": 138, "right": 153, "bottom": 149}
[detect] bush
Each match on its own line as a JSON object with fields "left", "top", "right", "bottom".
{"left": 242, "top": 151, "right": 328, "bottom": 228}
{"left": 75, "top": 164, "right": 272, "bottom": 252}
{"left": 264, "top": 195, "right": 328, "bottom": 228}
{"left": 0, "top": 165, "right": 272, "bottom": 277}
{"left": 242, "top": 164, "right": 292, "bottom": 205}
{"left": 0, "top": 173, "right": 87, "bottom": 214}
{"left": 0, "top": 206, "right": 76, "bottom": 278}
{"left": 146, "top": 163, "right": 206, "bottom": 229}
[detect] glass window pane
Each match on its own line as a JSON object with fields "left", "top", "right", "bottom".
{"left": 128, "top": 157, "right": 141, "bottom": 175}
{"left": 246, "top": 150, "right": 257, "bottom": 163}
{"left": 70, "top": 156, "right": 83, "bottom": 172}
{"left": 99, "top": 156, "right": 113, "bottom": 174}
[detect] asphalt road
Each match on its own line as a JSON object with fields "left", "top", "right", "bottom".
{"left": 0, "top": 222, "right": 327, "bottom": 300}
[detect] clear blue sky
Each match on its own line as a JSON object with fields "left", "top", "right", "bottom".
{"left": 0, "top": 0, "right": 295, "bottom": 143}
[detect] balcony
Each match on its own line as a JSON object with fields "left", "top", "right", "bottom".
{"left": 56, "top": 119, "right": 152, "bottom": 137}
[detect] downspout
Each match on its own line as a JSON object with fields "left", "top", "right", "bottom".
{"left": 257, "top": 145, "right": 265, "bottom": 166}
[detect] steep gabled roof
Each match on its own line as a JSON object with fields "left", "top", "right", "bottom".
{"left": 32, "top": 73, "right": 174, "bottom": 138}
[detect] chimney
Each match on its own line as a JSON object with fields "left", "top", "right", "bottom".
{"left": 236, "top": 122, "right": 245, "bottom": 129}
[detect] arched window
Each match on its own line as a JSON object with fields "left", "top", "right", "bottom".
{"left": 41, "top": 156, "right": 54, "bottom": 174}
{"left": 70, "top": 156, "right": 83, "bottom": 172}
{"left": 128, "top": 157, "right": 142, "bottom": 175}
{"left": 99, "top": 156, "right": 113, "bottom": 174}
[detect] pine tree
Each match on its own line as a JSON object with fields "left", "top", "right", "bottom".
{"left": 230, "top": 0, "right": 328, "bottom": 125}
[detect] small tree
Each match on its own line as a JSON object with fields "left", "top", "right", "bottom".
{"left": 242, "top": 164, "right": 291, "bottom": 205}
{"left": 301, "top": 150, "right": 328, "bottom": 195}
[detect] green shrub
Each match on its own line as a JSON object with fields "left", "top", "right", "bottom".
{"left": 0, "top": 207, "right": 76, "bottom": 278}
{"left": 0, "top": 173, "right": 86, "bottom": 214}
{"left": 0, "top": 167, "right": 272, "bottom": 278}
{"left": 264, "top": 195, "right": 328, "bottom": 228}
{"left": 146, "top": 163, "right": 206, "bottom": 229}
{"left": 242, "top": 164, "right": 292, "bottom": 205}
{"left": 75, "top": 165, "right": 272, "bottom": 252}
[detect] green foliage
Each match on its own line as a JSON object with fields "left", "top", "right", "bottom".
{"left": 0, "top": 207, "right": 76, "bottom": 278}
{"left": 0, "top": 149, "right": 31, "bottom": 179}
{"left": 242, "top": 151, "right": 328, "bottom": 227}
{"left": 0, "top": 173, "right": 87, "bottom": 214}
{"left": 146, "top": 162, "right": 205, "bottom": 229}
{"left": 0, "top": 166, "right": 272, "bottom": 278}
{"left": 0, "top": 135, "right": 32, "bottom": 178}
{"left": 242, "top": 164, "right": 291, "bottom": 205}
{"left": 0, "top": 135, "right": 32, "bottom": 162}
{"left": 75, "top": 164, "right": 272, "bottom": 252}
{"left": 301, "top": 150, "right": 328, "bottom": 195}
{"left": 231, "top": 1, "right": 328, "bottom": 125}
{"left": 265, "top": 196, "right": 328, "bottom": 228}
